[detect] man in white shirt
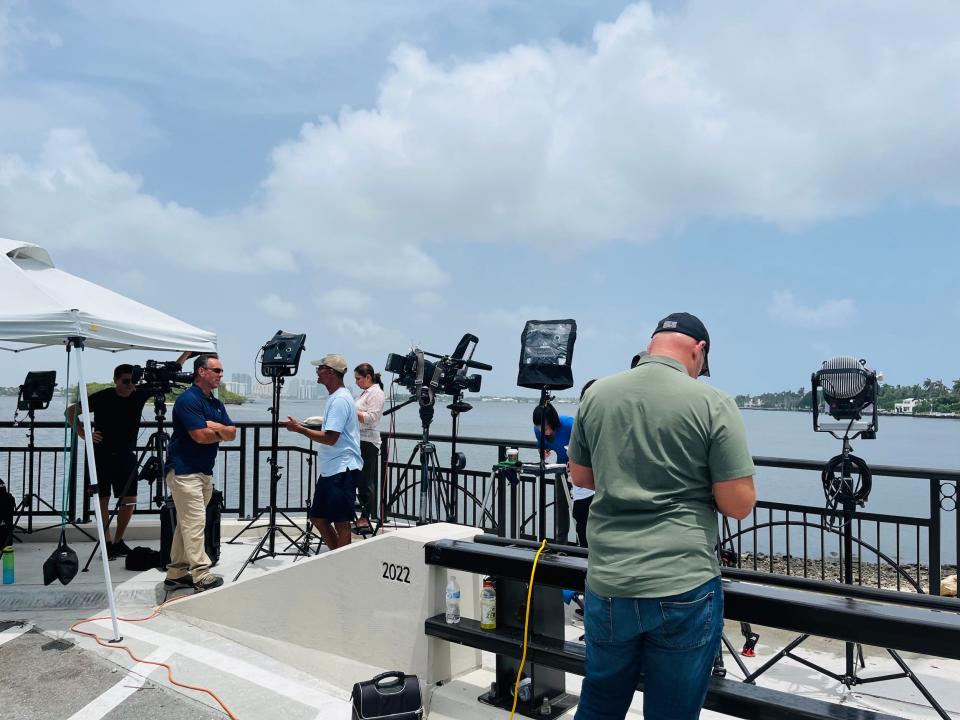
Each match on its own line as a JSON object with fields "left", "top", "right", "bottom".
{"left": 282, "top": 353, "right": 362, "bottom": 549}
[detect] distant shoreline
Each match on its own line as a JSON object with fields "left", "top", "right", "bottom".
{"left": 738, "top": 407, "right": 959, "bottom": 421}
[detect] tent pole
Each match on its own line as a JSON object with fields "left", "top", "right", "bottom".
{"left": 71, "top": 339, "right": 123, "bottom": 642}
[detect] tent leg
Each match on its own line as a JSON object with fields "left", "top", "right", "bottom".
{"left": 73, "top": 343, "right": 123, "bottom": 643}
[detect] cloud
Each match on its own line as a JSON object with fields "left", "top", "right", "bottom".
{"left": 256, "top": 293, "right": 298, "bottom": 319}
{"left": 478, "top": 306, "right": 564, "bottom": 331}
{"left": 316, "top": 287, "right": 373, "bottom": 313}
{"left": 769, "top": 290, "right": 857, "bottom": 329}
{"left": 255, "top": 0, "right": 960, "bottom": 250}
{"left": 5, "top": 0, "right": 960, "bottom": 279}
{"left": 0, "top": 2, "right": 59, "bottom": 74}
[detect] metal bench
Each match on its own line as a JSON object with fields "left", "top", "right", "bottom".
{"left": 424, "top": 537, "right": 960, "bottom": 719}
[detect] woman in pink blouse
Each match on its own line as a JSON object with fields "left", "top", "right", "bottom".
{"left": 354, "top": 363, "right": 385, "bottom": 529}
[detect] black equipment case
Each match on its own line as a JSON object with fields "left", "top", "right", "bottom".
{"left": 159, "top": 488, "right": 224, "bottom": 569}
{"left": 351, "top": 672, "right": 423, "bottom": 720}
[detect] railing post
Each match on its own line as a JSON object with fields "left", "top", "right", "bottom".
{"left": 238, "top": 426, "right": 247, "bottom": 518}
{"left": 496, "top": 445, "right": 507, "bottom": 538}
{"left": 251, "top": 426, "right": 261, "bottom": 519}
{"left": 930, "top": 477, "right": 942, "bottom": 596}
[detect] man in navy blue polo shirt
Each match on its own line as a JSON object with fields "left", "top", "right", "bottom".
{"left": 163, "top": 353, "right": 236, "bottom": 591}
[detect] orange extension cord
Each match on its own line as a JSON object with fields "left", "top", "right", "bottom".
{"left": 70, "top": 595, "right": 239, "bottom": 719}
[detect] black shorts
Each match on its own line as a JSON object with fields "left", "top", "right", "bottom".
{"left": 310, "top": 468, "right": 360, "bottom": 523}
{"left": 86, "top": 448, "right": 139, "bottom": 499}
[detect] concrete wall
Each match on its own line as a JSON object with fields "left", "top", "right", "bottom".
{"left": 163, "top": 523, "right": 482, "bottom": 694}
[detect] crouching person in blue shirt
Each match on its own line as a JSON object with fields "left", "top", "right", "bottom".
{"left": 163, "top": 354, "right": 236, "bottom": 592}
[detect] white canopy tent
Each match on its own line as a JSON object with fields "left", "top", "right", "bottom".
{"left": 0, "top": 237, "right": 217, "bottom": 640}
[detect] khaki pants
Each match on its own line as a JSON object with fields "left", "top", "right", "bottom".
{"left": 165, "top": 470, "right": 213, "bottom": 582}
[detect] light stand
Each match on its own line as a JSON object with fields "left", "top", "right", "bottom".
{"left": 517, "top": 319, "right": 578, "bottom": 542}
{"left": 231, "top": 375, "right": 306, "bottom": 580}
{"left": 535, "top": 389, "right": 554, "bottom": 540}
{"left": 12, "top": 372, "right": 95, "bottom": 541}
{"left": 740, "top": 359, "right": 949, "bottom": 719}
{"left": 445, "top": 386, "right": 472, "bottom": 523}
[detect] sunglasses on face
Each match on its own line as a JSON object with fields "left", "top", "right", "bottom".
{"left": 203, "top": 367, "right": 224, "bottom": 374}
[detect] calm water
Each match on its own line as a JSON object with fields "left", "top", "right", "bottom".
{"left": 3, "top": 393, "right": 957, "bottom": 561}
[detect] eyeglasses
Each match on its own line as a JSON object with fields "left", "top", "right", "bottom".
{"left": 119, "top": 379, "right": 134, "bottom": 385}
{"left": 203, "top": 367, "right": 224, "bottom": 374}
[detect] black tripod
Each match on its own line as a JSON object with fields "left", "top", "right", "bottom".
{"left": 230, "top": 376, "right": 306, "bottom": 581}
{"left": 12, "top": 407, "right": 95, "bottom": 542}
{"left": 81, "top": 393, "right": 167, "bottom": 572}
{"left": 741, "top": 433, "right": 950, "bottom": 719}
{"left": 378, "top": 384, "right": 454, "bottom": 528}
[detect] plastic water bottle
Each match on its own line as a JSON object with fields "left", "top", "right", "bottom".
{"left": 2, "top": 546, "right": 13, "bottom": 585}
{"left": 480, "top": 577, "right": 496, "bottom": 630}
{"left": 445, "top": 575, "right": 461, "bottom": 624}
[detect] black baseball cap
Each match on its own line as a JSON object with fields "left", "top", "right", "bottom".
{"left": 651, "top": 312, "right": 710, "bottom": 377}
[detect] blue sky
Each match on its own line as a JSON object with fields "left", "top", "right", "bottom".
{"left": 1, "top": 0, "right": 958, "bottom": 397}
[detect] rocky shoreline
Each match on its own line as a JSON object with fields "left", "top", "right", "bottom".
{"left": 733, "top": 552, "right": 958, "bottom": 594}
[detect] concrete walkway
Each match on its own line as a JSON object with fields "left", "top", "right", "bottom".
{"left": 1, "top": 523, "right": 351, "bottom": 719}
{"left": 3, "top": 522, "right": 959, "bottom": 720}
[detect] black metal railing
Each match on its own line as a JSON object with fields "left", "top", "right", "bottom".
{"left": 2, "top": 420, "right": 957, "bottom": 594}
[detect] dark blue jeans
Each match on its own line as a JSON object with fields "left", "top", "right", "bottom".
{"left": 575, "top": 576, "right": 723, "bottom": 720}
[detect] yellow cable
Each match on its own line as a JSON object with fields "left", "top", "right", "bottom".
{"left": 509, "top": 538, "right": 548, "bottom": 720}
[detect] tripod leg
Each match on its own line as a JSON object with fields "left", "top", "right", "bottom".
{"left": 743, "top": 634, "right": 811, "bottom": 684}
{"left": 374, "top": 445, "right": 420, "bottom": 535}
{"left": 885, "top": 649, "right": 951, "bottom": 720}
{"left": 720, "top": 633, "right": 751, "bottom": 678}
{"left": 26, "top": 494, "right": 97, "bottom": 542}
{"left": 233, "top": 531, "right": 271, "bottom": 582}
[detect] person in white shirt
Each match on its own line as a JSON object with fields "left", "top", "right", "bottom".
{"left": 353, "top": 362, "right": 385, "bottom": 530}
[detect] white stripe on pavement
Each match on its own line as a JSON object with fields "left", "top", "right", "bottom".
{"left": 88, "top": 618, "right": 348, "bottom": 715}
{"left": 66, "top": 647, "right": 175, "bottom": 720}
{"left": 0, "top": 622, "right": 32, "bottom": 647}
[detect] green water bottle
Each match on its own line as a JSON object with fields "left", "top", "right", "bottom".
{"left": 2, "top": 546, "right": 13, "bottom": 585}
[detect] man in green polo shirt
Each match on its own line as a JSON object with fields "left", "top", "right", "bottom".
{"left": 569, "top": 312, "right": 756, "bottom": 720}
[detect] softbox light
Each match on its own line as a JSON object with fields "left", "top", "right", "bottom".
{"left": 261, "top": 330, "right": 306, "bottom": 377}
{"left": 517, "top": 319, "right": 577, "bottom": 391}
{"left": 17, "top": 370, "right": 57, "bottom": 411}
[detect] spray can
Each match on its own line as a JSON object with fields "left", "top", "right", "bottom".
{"left": 445, "top": 575, "right": 461, "bottom": 624}
{"left": 2, "top": 546, "right": 13, "bottom": 585}
{"left": 480, "top": 576, "right": 497, "bottom": 630}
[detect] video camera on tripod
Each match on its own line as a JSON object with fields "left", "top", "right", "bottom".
{"left": 385, "top": 333, "right": 490, "bottom": 400}
{"left": 381, "top": 333, "right": 492, "bottom": 526}
{"left": 131, "top": 359, "right": 193, "bottom": 395}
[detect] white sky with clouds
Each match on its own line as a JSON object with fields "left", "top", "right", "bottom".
{"left": 1, "top": 0, "right": 959, "bottom": 396}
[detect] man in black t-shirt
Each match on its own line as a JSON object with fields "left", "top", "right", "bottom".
{"left": 66, "top": 363, "right": 152, "bottom": 558}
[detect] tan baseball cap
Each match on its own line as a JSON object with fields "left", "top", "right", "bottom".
{"left": 311, "top": 353, "right": 348, "bottom": 374}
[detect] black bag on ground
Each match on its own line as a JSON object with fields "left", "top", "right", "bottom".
{"left": 125, "top": 546, "right": 163, "bottom": 571}
{"left": 205, "top": 488, "right": 223, "bottom": 566}
{"left": 159, "top": 489, "right": 223, "bottom": 569}
{"left": 159, "top": 496, "right": 176, "bottom": 569}
{"left": 351, "top": 672, "right": 423, "bottom": 720}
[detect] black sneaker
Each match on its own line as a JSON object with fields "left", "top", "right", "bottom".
{"left": 105, "top": 542, "right": 120, "bottom": 560}
{"left": 194, "top": 575, "right": 224, "bottom": 592}
{"left": 163, "top": 575, "right": 194, "bottom": 590}
{"left": 111, "top": 539, "right": 132, "bottom": 557}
